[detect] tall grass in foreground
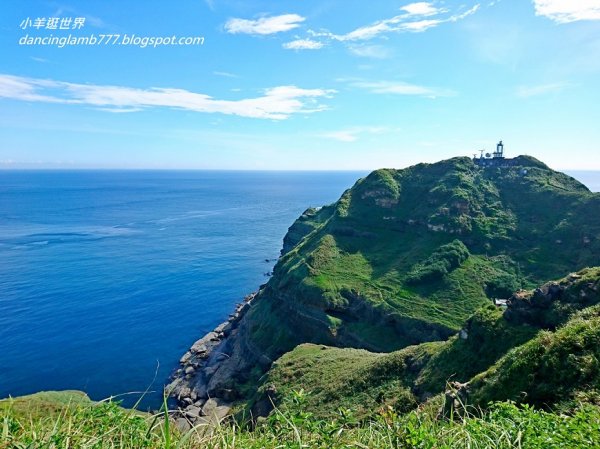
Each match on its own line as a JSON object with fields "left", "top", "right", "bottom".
{"left": 1, "top": 396, "right": 599, "bottom": 449}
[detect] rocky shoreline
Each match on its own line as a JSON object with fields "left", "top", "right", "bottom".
{"left": 165, "top": 291, "right": 257, "bottom": 430}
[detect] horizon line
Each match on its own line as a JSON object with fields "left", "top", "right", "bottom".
{"left": 1, "top": 166, "right": 599, "bottom": 172}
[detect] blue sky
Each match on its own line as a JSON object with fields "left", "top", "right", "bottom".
{"left": 1, "top": 0, "right": 599, "bottom": 170}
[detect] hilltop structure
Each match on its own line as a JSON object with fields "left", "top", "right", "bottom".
{"left": 474, "top": 141, "right": 510, "bottom": 167}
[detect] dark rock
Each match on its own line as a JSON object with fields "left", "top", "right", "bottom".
{"left": 440, "top": 381, "right": 470, "bottom": 419}
{"left": 167, "top": 292, "right": 257, "bottom": 407}
{"left": 194, "top": 385, "right": 208, "bottom": 400}
{"left": 251, "top": 384, "right": 278, "bottom": 418}
{"left": 204, "top": 366, "right": 218, "bottom": 377}
{"left": 221, "top": 388, "right": 237, "bottom": 401}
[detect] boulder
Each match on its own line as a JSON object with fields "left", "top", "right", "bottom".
{"left": 204, "top": 365, "right": 218, "bottom": 377}
{"left": 214, "top": 322, "right": 232, "bottom": 335}
{"left": 175, "top": 417, "right": 191, "bottom": 433}
{"left": 193, "top": 385, "right": 208, "bottom": 400}
{"left": 176, "top": 385, "right": 192, "bottom": 401}
{"left": 184, "top": 405, "right": 202, "bottom": 419}
{"left": 191, "top": 332, "right": 219, "bottom": 353}
{"left": 220, "top": 388, "right": 237, "bottom": 401}
{"left": 180, "top": 351, "right": 192, "bottom": 364}
{"left": 201, "top": 398, "right": 231, "bottom": 422}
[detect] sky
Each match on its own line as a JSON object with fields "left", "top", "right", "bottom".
{"left": 0, "top": 0, "right": 599, "bottom": 170}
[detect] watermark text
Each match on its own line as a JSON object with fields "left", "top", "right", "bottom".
{"left": 19, "top": 33, "right": 205, "bottom": 49}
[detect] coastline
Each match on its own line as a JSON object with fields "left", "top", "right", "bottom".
{"left": 165, "top": 290, "right": 258, "bottom": 427}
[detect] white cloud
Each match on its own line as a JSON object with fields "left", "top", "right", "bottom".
{"left": 533, "top": 0, "right": 600, "bottom": 23}
{"left": 339, "top": 22, "right": 395, "bottom": 41}
{"left": 401, "top": 19, "right": 443, "bottom": 32}
{"left": 0, "top": 75, "right": 62, "bottom": 103}
{"left": 213, "top": 71, "right": 238, "bottom": 78}
{"left": 401, "top": 2, "right": 444, "bottom": 16}
{"left": 320, "top": 126, "right": 388, "bottom": 142}
{"left": 224, "top": 14, "right": 305, "bottom": 35}
{"left": 0, "top": 74, "right": 334, "bottom": 120}
{"left": 348, "top": 44, "right": 391, "bottom": 59}
{"left": 308, "top": 3, "right": 480, "bottom": 42}
{"left": 95, "top": 107, "right": 144, "bottom": 113}
{"left": 283, "top": 39, "right": 324, "bottom": 50}
{"left": 516, "top": 82, "right": 570, "bottom": 97}
{"left": 350, "top": 80, "right": 454, "bottom": 97}
{"left": 321, "top": 130, "right": 360, "bottom": 142}
{"left": 449, "top": 4, "right": 481, "bottom": 22}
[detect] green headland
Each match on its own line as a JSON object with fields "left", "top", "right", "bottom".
{"left": 4, "top": 154, "right": 600, "bottom": 448}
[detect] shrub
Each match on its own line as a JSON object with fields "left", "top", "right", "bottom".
{"left": 406, "top": 240, "right": 470, "bottom": 284}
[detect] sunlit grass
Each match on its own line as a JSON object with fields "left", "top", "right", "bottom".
{"left": 2, "top": 391, "right": 599, "bottom": 448}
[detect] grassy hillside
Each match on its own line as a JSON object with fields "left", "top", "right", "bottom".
{"left": 0, "top": 390, "right": 92, "bottom": 419}
{"left": 205, "top": 156, "right": 599, "bottom": 402}
{"left": 254, "top": 342, "right": 440, "bottom": 419}
{"left": 3, "top": 392, "right": 600, "bottom": 448}
{"left": 470, "top": 304, "right": 600, "bottom": 407}
{"left": 253, "top": 268, "right": 600, "bottom": 419}
{"left": 250, "top": 157, "right": 599, "bottom": 355}
{"left": 4, "top": 159, "right": 600, "bottom": 448}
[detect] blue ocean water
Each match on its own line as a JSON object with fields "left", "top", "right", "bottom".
{"left": 1, "top": 169, "right": 598, "bottom": 411}
{"left": 0, "top": 170, "right": 365, "bottom": 409}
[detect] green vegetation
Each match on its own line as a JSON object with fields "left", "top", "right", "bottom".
{"left": 244, "top": 156, "right": 600, "bottom": 369}
{"left": 255, "top": 343, "right": 440, "bottom": 419}
{"left": 0, "top": 391, "right": 92, "bottom": 419}
{"left": 4, "top": 157, "right": 600, "bottom": 448}
{"left": 406, "top": 239, "right": 470, "bottom": 284}
{"left": 413, "top": 305, "right": 538, "bottom": 395}
{"left": 470, "top": 303, "right": 600, "bottom": 407}
{"left": 254, "top": 268, "right": 600, "bottom": 420}
{"left": 3, "top": 392, "right": 600, "bottom": 448}
{"left": 1, "top": 394, "right": 166, "bottom": 449}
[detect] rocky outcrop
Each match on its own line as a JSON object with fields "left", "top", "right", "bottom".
{"left": 440, "top": 381, "right": 470, "bottom": 419}
{"left": 165, "top": 292, "right": 259, "bottom": 425}
{"left": 504, "top": 269, "right": 600, "bottom": 329}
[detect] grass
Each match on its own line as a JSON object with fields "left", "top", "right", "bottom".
{"left": 253, "top": 343, "right": 429, "bottom": 419}
{"left": 0, "top": 393, "right": 160, "bottom": 449}
{"left": 247, "top": 156, "right": 600, "bottom": 366}
{"left": 470, "top": 303, "right": 600, "bottom": 407}
{"left": 218, "top": 157, "right": 600, "bottom": 414}
{"left": 0, "top": 391, "right": 92, "bottom": 420}
{"left": 2, "top": 392, "right": 600, "bottom": 448}
{"left": 249, "top": 268, "right": 600, "bottom": 420}
{"left": 414, "top": 305, "right": 539, "bottom": 396}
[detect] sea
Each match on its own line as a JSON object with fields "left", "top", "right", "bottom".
{"left": 0, "top": 170, "right": 365, "bottom": 409}
{"left": 0, "top": 169, "right": 598, "bottom": 410}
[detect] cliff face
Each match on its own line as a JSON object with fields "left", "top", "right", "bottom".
{"left": 171, "top": 156, "right": 600, "bottom": 405}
